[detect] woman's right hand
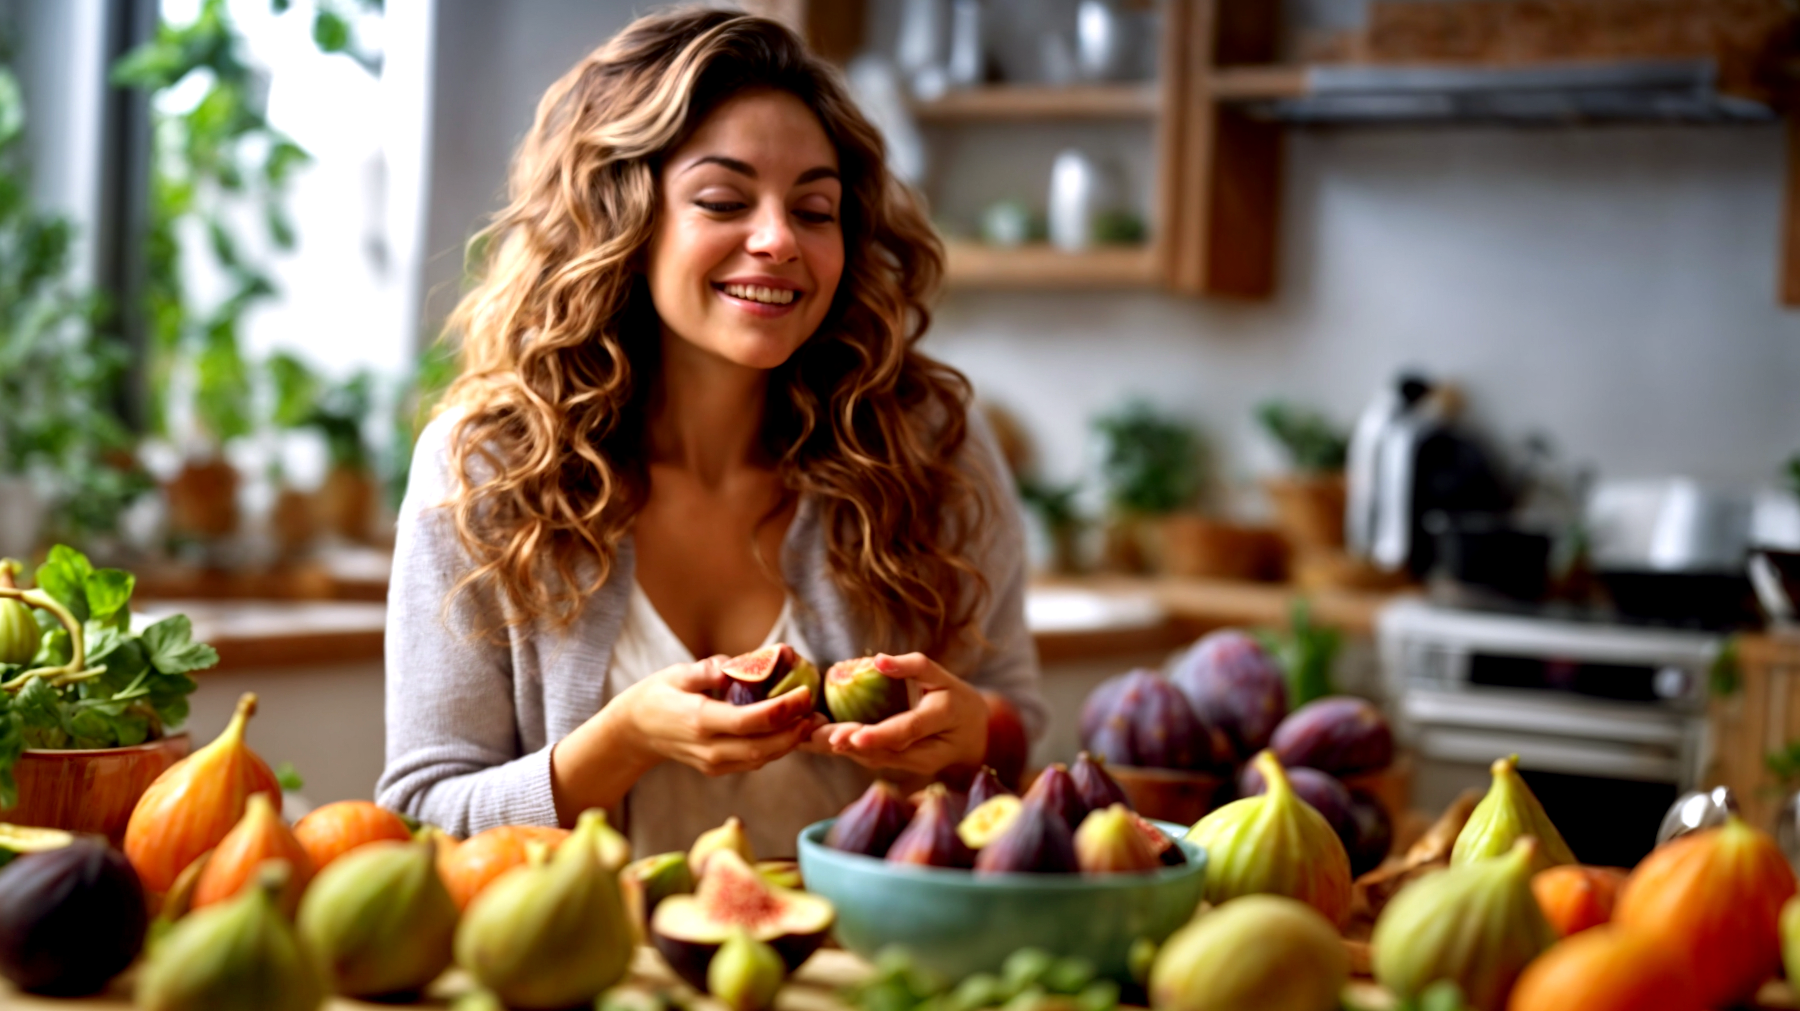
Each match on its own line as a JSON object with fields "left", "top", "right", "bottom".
{"left": 607, "top": 656, "right": 823, "bottom": 776}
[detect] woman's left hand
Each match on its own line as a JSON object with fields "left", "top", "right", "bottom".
{"left": 805, "top": 653, "right": 988, "bottom": 775}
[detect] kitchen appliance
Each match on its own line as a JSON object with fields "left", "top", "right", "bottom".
{"left": 1585, "top": 478, "right": 1762, "bottom": 629}
{"left": 1380, "top": 598, "right": 1720, "bottom": 867}
{"left": 1047, "top": 149, "right": 1108, "bottom": 252}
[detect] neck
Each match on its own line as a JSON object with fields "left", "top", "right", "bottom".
{"left": 648, "top": 325, "right": 771, "bottom": 487}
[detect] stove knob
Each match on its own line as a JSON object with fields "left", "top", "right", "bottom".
{"left": 1654, "top": 666, "right": 1691, "bottom": 700}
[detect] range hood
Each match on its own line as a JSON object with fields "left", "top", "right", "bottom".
{"left": 1233, "top": 59, "right": 1777, "bottom": 125}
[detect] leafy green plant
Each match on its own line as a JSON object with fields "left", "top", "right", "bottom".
{"left": 1255, "top": 400, "right": 1348, "bottom": 474}
{"left": 266, "top": 351, "right": 375, "bottom": 470}
{"left": 1257, "top": 597, "right": 1341, "bottom": 708}
{"left": 0, "top": 546, "right": 214, "bottom": 807}
{"left": 1093, "top": 401, "right": 1203, "bottom": 516}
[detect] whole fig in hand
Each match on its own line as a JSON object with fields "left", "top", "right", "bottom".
{"left": 1080, "top": 670, "right": 1231, "bottom": 772}
{"left": 297, "top": 839, "right": 457, "bottom": 999}
{"left": 975, "top": 793, "right": 1078, "bottom": 875}
{"left": 1070, "top": 752, "right": 1130, "bottom": 813}
{"left": 0, "top": 839, "right": 146, "bottom": 996}
{"left": 1270, "top": 696, "right": 1392, "bottom": 776}
{"left": 1372, "top": 837, "right": 1556, "bottom": 1011}
{"left": 138, "top": 862, "right": 326, "bottom": 1011}
{"left": 723, "top": 644, "right": 820, "bottom": 710}
{"left": 1169, "top": 630, "right": 1289, "bottom": 759}
{"left": 827, "top": 781, "right": 913, "bottom": 858}
{"left": 1451, "top": 754, "right": 1575, "bottom": 872}
{"left": 1023, "top": 763, "right": 1088, "bottom": 831}
{"left": 1074, "top": 805, "right": 1159, "bottom": 875}
{"left": 824, "top": 657, "right": 910, "bottom": 725}
{"left": 888, "top": 784, "right": 974, "bottom": 868}
{"left": 1150, "top": 895, "right": 1347, "bottom": 1011}
{"left": 455, "top": 809, "right": 633, "bottom": 1010}
{"left": 709, "top": 928, "right": 786, "bottom": 1011}
{"left": 1185, "top": 750, "right": 1352, "bottom": 925}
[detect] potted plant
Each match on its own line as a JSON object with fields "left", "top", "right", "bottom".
{"left": 268, "top": 352, "right": 381, "bottom": 544}
{"left": 0, "top": 547, "right": 215, "bottom": 843}
{"left": 1255, "top": 400, "right": 1350, "bottom": 554}
{"left": 1017, "top": 478, "right": 1084, "bottom": 575}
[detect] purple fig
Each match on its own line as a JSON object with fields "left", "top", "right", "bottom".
{"left": 973, "top": 794, "right": 1078, "bottom": 875}
{"left": 887, "top": 785, "right": 974, "bottom": 869}
{"left": 824, "top": 658, "right": 909, "bottom": 725}
{"left": 722, "top": 644, "right": 819, "bottom": 709}
{"left": 1079, "top": 669, "right": 1232, "bottom": 772}
{"left": 966, "top": 766, "right": 1013, "bottom": 810}
{"left": 1022, "top": 764, "right": 1087, "bottom": 831}
{"left": 826, "top": 781, "right": 913, "bottom": 858}
{"left": 1345, "top": 791, "right": 1392, "bottom": 877}
{"left": 1070, "top": 751, "right": 1131, "bottom": 813}
{"left": 1271, "top": 696, "right": 1394, "bottom": 777}
{"left": 1169, "top": 630, "right": 1289, "bottom": 758}
{"left": 0, "top": 840, "right": 146, "bottom": 996}
{"left": 1074, "top": 804, "right": 1161, "bottom": 875}
{"left": 910, "top": 786, "right": 967, "bottom": 823}
{"left": 1237, "top": 763, "right": 1357, "bottom": 855}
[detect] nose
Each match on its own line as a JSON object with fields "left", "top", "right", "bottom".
{"left": 744, "top": 202, "right": 799, "bottom": 263}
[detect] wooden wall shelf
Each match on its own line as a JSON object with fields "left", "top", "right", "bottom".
{"left": 943, "top": 241, "right": 1160, "bottom": 289}
{"left": 911, "top": 84, "right": 1160, "bottom": 121}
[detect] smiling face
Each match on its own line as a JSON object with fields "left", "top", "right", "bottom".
{"left": 646, "top": 88, "right": 846, "bottom": 371}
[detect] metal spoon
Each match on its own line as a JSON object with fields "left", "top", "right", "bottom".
{"left": 1655, "top": 785, "right": 1739, "bottom": 847}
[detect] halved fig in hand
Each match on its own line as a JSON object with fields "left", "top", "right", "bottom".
{"left": 722, "top": 645, "right": 820, "bottom": 709}
{"left": 650, "top": 850, "right": 834, "bottom": 990}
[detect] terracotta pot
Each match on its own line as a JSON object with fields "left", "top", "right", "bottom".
{"left": 1106, "top": 764, "right": 1230, "bottom": 826}
{"left": 166, "top": 459, "right": 239, "bottom": 539}
{"left": 1265, "top": 473, "right": 1347, "bottom": 552}
{"left": 317, "top": 465, "right": 375, "bottom": 542}
{"left": 1153, "top": 514, "right": 1285, "bottom": 581}
{"left": 9, "top": 735, "right": 192, "bottom": 845}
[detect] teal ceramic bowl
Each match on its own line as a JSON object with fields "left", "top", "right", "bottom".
{"left": 796, "top": 819, "right": 1206, "bottom": 982}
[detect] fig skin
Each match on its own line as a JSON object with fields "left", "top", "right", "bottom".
{"left": 0, "top": 840, "right": 147, "bottom": 996}
{"left": 824, "top": 657, "right": 910, "bottom": 725}
{"left": 1371, "top": 837, "right": 1556, "bottom": 1011}
{"left": 1080, "top": 669, "right": 1232, "bottom": 772}
{"left": 1269, "top": 696, "right": 1393, "bottom": 777}
{"left": 974, "top": 793, "right": 1079, "bottom": 875}
{"left": 193, "top": 791, "right": 314, "bottom": 917}
{"left": 1023, "top": 763, "right": 1089, "bottom": 832}
{"left": 1236, "top": 764, "right": 1359, "bottom": 863}
{"left": 1069, "top": 752, "right": 1131, "bottom": 814}
{"left": 1345, "top": 791, "right": 1393, "bottom": 877}
{"left": 888, "top": 784, "right": 974, "bottom": 869}
{"left": 1074, "top": 804, "right": 1160, "bottom": 875}
{"left": 1186, "top": 750, "right": 1352, "bottom": 926}
{"left": 827, "top": 781, "right": 913, "bottom": 858}
{"left": 1168, "top": 630, "right": 1289, "bottom": 759}
{"left": 138, "top": 862, "right": 326, "bottom": 1011}
{"left": 1451, "top": 755, "right": 1575, "bottom": 873}
{"left": 1149, "top": 895, "right": 1347, "bottom": 1011}
{"left": 650, "top": 849, "right": 834, "bottom": 990}
{"left": 297, "top": 839, "right": 457, "bottom": 999}
{"left": 690, "top": 816, "right": 757, "bottom": 877}
{"left": 966, "top": 766, "right": 1014, "bottom": 810}
{"left": 709, "top": 928, "right": 786, "bottom": 1011}
{"left": 621, "top": 852, "right": 694, "bottom": 943}
{"left": 723, "top": 645, "right": 820, "bottom": 710}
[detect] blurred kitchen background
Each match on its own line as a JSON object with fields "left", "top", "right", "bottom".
{"left": 5, "top": 0, "right": 1800, "bottom": 861}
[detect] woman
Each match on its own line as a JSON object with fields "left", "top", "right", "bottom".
{"left": 377, "top": 9, "right": 1046, "bottom": 858}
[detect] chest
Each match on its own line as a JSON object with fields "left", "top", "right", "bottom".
{"left": 630, "top": 464, "right": 795, "bottom": 659}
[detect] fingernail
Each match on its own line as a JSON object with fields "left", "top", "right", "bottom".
{"left": 874, "top": 654, "right": 899, "bottom": 673}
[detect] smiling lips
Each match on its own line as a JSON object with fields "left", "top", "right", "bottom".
{"left": 719, "top": 282, "right": 797, "bottom": 306}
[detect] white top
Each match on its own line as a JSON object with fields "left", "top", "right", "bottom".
{"left": 605, "top": 582, "right": 865, "bottom": 858}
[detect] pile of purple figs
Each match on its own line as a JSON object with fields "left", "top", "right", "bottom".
{"left": 1081, "top": 629, "right": 1396, "bottom": 875}
{"left": 825, "top": 755, "right": 1184, "bottom": 875}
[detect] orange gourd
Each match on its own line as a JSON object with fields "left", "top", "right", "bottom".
{"left": 192, "top": 791, "right": 314, "bottom": 916}
{"left": 293, "top": 800, "right": 412, "bottom": 870}
{"left": 437, "top": 824, "right": 570, "bottom": 910}
{"left": 1614, "top": 816, "right": 1797, "bottom": 1008}
{"left": 1506, "top": 925, "right": 1703, "bottom": 1011}
{"left": 1531, "top": 864, "right": 1626, "bottom": 937}
{"left": 124, "top": 692, "right": 282, "bottom": 893}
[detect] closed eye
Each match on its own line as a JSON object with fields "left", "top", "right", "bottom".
{"left": 696, "top": 200, "right": 746, "bottom": 214}
{"left": 795, "top": 209, "right": 836, "bottom": 225}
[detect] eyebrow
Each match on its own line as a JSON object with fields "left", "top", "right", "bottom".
{"left": 685, "top": 155, "right": 840, "bottom": 185}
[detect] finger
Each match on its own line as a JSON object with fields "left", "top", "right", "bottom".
{"left": 699, "top": 687, "right": 816, "bottom": 736}
{"left": 833, "top": 738, "right": 959, "bottom": 774}
{"left": 686, "top": 725, "right": 808, "bottom": 772}
{"left": 823, "top": 722, "right": 865, "bottom": 750}
{"left": 664, "top": 656, "right": 729, "bottom": 694}
{"left": 872, "top": 652, "right": 959, "bottom": 689}
{"left": 847, "top": 699, "right": 954, "bottom": 752}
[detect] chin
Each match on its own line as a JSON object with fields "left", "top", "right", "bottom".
{"left": 713, "top": 326, "right": 815, "bottom": 371}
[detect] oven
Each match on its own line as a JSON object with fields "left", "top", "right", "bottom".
{"left": 1378, "top": 599, "right": 1720, "bottom": 867}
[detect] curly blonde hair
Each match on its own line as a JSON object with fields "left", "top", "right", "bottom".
{"left": 440, "top": 8, "right": 987, "bottom": 655}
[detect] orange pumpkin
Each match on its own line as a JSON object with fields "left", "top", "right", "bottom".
{"left": 124, "top": 693, "right": 281, "bottom": 893}
{"left": 1531, "top": 864, "right": 1626, "bottom": 937}
{"left": 192, "top": 791, "right": 314, "bottom": 916}
{"left": 1614, "top": 816, "right": 1797, "bottom": 1008}
{"left": 437, "top": 824, "right": 570, "bottom": 910}
{"left": 1506, "top": 925, "right": 1703, "bottom": 1011}
{"left": 293, "top": 800, "right": 412, "bottom": 870}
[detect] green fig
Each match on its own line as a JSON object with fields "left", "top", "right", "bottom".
{"left": 455, "top": 809, "right": 633, "bottom": 1010}
{"left": 1149, "top": 894, "right": 1347, "bottom": 1011}
{"left": 296, "top": 839, "right": 457, "bottom": 999}
{"left": 1783, "top": 896, "right": 1800, "bottom": 991}
{"left": 1184, "top": 750, "right": 1352, "bottom": 926}
{"left": 0, "top": 562, "right": 35, "bottom": 666}
{"left": 592, "top": 809, "right": 632, "bottom": 873}
{"left": 824, "top": 657, "right": 910, "bottom": 725}
{"left": 709, "top": 927, "right": 786, "bottom": 1011}
{"left": 1450, "top": 755, "right": 1575, "bottom": 873}
{"left": 621, "top": 851, "right": 694, "bottom": 943}
{"left": 138, "top": 861, "right": 326, "bottom": 1011}
{"left": 1073, "top": 804, "right": 1160, "bottom": 875}
{"left": 690, "top": 816, "right": 756, "bottom": 877}
{"left": 1371, "top": 837, "right": 1557, "bottom": 1011}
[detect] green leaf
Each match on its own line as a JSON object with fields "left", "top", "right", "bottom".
{"left": 31, "top": 628, "right": 70, "bottom": 669}
{"left": 275, "top": 761, "right": 304, "bottom": 791}
{"left": 13, "top": 677, "right": 63, "bottom": 735}
{"left": 0, "top": 708, "right": 23, "bottom": 809}
{"left": 142, "top": 616, "right": 220, "bottom": 675}
{"left": 84, "top": 568, "right": 135, "bottom": 625}
{"left": 67, "top": 707, "right": 118, "bottom": 749}
{"left": 312, "top": 9, "right": 352, "bottom": 52}
{"left": 33, "top": 545, "right": 94, "bottom": 621}
{"left": 0, "top": 69, "right": 25, "bottom": 149}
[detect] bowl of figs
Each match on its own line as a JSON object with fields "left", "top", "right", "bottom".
{"left": 796, "top": 756, "right": 1207, "bottom": 982}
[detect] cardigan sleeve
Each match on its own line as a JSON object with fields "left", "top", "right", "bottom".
{"left": 374, "top": 412, "right": 562, "bottom": 836}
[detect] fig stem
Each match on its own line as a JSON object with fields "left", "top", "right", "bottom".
{"left": 0, "top": 586, "right": 91, "bottom": 685}
{"left": 0, "top": 560, "right": 17, "bottom": 590}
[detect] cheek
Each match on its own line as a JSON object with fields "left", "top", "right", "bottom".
{"left": 807, "top": 232, "right": 847, "bottom": 305}
{"left": 648, "top": 216, "right": 732, "bottom": 308}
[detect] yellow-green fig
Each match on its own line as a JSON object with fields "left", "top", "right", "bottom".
{"left": 1149, "top": 895, "right": 1346, "bottom": 1011}
{"left": 1185, "top": 750, "right": 1352, "bottom": 926}
{"left": 1784, "top": 896, "right": 1800, "bottom": 993}
{"left": 296, "top": 839, "right": 457, "bottom": 998}
{"left": 1371, "top": 836, "right": 1557, "bottom": 1011}
{"left": 1450, "top": 755, "right": 1575, "bottom": 872}
{"left": 454, "top": 809, "right": 633, "bottom": 1010}
{"left": 708, "top": 927, "right": 786, "bottom": 1011}
{"left": 621, "top": 851, "right": 694, "bottom": 943}
{"left": 138, "top": 861, "right": 326, "bottom": 1011}
{"left": 591, "top": 809, "right": 632, "bottom": 873}
{"left": 690, "top": 816, "right": 755, "bottom": 877}
{"left": 1074, "top": 804, "right": 1160, "bottom": 874}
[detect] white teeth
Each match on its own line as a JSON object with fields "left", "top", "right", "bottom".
{"left": 723, "top": 283, "right": 795, "bottom": 305}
